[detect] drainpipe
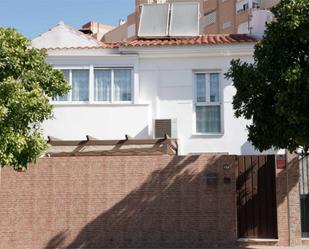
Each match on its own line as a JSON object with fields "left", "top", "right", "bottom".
{"left": 286, "top": 149, "right": 291, "bottom": 246}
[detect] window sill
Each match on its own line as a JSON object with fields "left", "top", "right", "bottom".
{"left": 237, "top": 9, "right": 249, "bottom": 15}
{"left": 191, "top": 133, "right": 224, "bottom": 138}
{"left": 237, "top": 238, "right": 279, "bottom": 242}
{"left": 51, "top": 102, "right": 149, "bottom": 107}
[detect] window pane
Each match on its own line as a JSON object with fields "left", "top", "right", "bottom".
{"left": 72, "top": 70, "right": 89, "bottom": 101}
{"left": 210, "top": 73, "right": 220, "bottom": 102}
{"left": 56, "top": 70, "right": 69, "bottom": 101}
{"left": 196, "top": 73, "right": 206, "bottom": 102}
{"left": 196, "top": 106, "right": 221, "bottom": 133}
{"left": 114, "top": 69, "right": 132, "bottom": 101}
{"left": 94, "top": 70, "right": 111, "bottom": 101}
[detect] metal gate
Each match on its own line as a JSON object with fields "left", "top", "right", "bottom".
{"left": 300, "top": 154, "right": 309, "bottom": 238}
{"left": 237, "top": 155, "right": 278, "bottom": 239}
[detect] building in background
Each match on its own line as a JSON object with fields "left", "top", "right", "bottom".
{"left": 98, "top": 0, "right": 279, "bottom": 42}
{"left": 79, "top": 21, "right": 114, "bottom": 41}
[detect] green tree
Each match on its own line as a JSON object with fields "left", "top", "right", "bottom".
{"left": 0, "top": 28, "right": 70, "bottom": 170}
{"left": 226, "top": 0, "right": 309, "bottom": 154}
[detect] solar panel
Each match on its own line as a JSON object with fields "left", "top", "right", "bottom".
{"left": 138, "top": 4, "right": 170, "bottom": 37}
{"left": 169, "top": 2, "right": 200, "bottom": 37}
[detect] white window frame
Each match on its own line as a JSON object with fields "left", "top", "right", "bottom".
{"left": 193, "top": 71, "right": 224, "bottom": 135}
{"left": 93, "top": 67, "right": 134, "bottom": 104}
{"left": 52, "top": 66, "right": 90, "bottom": 104}
{"left": 51, "top": 66, "right": 134, "bottom": 105}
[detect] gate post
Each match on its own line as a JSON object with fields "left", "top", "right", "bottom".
{"left": 276, "top": 153, "right": 302, "bottom": 246}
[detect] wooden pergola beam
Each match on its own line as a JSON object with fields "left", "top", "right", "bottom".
{"left": 46, "top": 147, "right": 167, "bottom": 157}
{"left": 46, "top": 135, "right": 178, "bottom": 157}
{"left": 86, "top": 135, "right": 98, "bottom": 141}
{"left": 47, "top": 138, "right": 174, "bottom": 146}
{"left": 47, "top": 136, "right": 62, "bottom": 143}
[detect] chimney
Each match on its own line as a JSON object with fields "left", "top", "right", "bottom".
{"left": 79, "top": 21, "right": 115, "bottom": 41}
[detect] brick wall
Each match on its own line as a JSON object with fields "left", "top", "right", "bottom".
{"left": 0, "top": 154, "right": 237, "bottom": 249}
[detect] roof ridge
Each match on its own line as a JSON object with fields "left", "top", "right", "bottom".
{"left": 61, "top": 22, "right": 104, "bottom": 46}
{"left": 32, "top": 21, "right": 104, "bottom": 47}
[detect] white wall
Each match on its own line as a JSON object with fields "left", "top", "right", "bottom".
{"left": 138, "top": 53, "right": 275, "bottom": 155}
{"left": 42, "top": 53, "right": 150, "bottom": 140}
{"left": 43, "top": 105, "right": 150, "bottom": 140}
{"left": 43, "top": 45, "right": 277, "bottom": 155}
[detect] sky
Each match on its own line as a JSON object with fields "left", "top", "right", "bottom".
{"left": 0, "top": 0, "right": 135, "bottom": 39}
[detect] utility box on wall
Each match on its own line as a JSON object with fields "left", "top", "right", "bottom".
{"left": 154, "top": 119, "right": 177, "bottom": 139}
{"left": 276, "top": 154, "right": 287, "bottom": 169}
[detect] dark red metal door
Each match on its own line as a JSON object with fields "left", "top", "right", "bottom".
{"left": 237, "top": 155, "right": 278, "bottom": 239}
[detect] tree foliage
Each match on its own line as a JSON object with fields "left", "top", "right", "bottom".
{"left": 226, "top": 0, "right": 309, "bottom": 153}
{"left": 0, "top": 28, "right": 70, "bottom": 170}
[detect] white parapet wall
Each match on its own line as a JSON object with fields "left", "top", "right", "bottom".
{"left": 43, "top": 104, "right": 151, "bottom": 140}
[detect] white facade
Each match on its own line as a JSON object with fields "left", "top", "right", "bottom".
{"left": 33, "top": 23, "right": 277, "bottom": 156}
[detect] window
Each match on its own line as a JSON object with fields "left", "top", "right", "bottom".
{"left": 56, "top": 69, "right": 70, "bottom": 101}
{"left": 94, "top": 69, "right": 111, "bottom": 102}
{"left": 204, "top": 11, "right": 216, "bottom": 26}
{"left": 252, "top": 2, "right": 260, "bottom": 8}
{"left": 236, "top": 0, "right": 249, "bottom": 13}
{"left": 195, "top": 73, "right": 221, "bottom": 134}
{"left": 55, "top": 69, "right": 89, "bottom": 102}
{"left": 54, "top": 68, "right": 133, "bottom": 103}
{"left": 252, "top": 0, "right": 261, "bottom": 8}
{"left": 72, "top": 70, "right": 89, "bottom": 101}
{"left": 222, "top": 20, "right": 231, "bottom": 30}
{"left": 94, "top": 68, "right": 132, "bottom": 102}
{"left": 237, "top": 22, "right": 250, "bottom": 34}
{"left": 243, "top": 3, "right": 249, "bottom": 11}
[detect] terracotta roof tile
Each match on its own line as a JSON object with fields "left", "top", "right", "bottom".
{"left": 119, "top": 34, "right": 256, "bottom": 48}
{"left": 40, "top": 34, "right": 256, "bottom": 51}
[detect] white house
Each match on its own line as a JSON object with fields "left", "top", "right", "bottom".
{"left": 32, "top": 21, "right": 276, "bottom": 156}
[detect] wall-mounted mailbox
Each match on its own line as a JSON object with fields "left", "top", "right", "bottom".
{"left": 206, "top": 173, "right": 218, "bottom": 186}
{"left": 276, "top": 154, "right": 287, "bottom": 169}
{"left": 224, "top": 177, "right": 231, "bottom": 184}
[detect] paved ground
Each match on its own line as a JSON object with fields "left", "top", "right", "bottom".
{"left": 231, "top": 247, "right": 308, "bottom": 249}
{"left": 73, "top": 247, "right": 309, "bottom": 249}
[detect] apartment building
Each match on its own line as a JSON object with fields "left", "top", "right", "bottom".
{"left": 101, "top": 0, "right": 279, "bottom": 42}
{"left": 202, "top": 0, "right": 279, "bottom": 34}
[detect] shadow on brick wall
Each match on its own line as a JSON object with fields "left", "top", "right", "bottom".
{"left": 42, "top": 155, "right": 236, "bottom": 249}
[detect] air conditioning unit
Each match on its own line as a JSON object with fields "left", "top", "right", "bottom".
{"left": 154, "top": 119, "right": 177, "bottom": 139}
